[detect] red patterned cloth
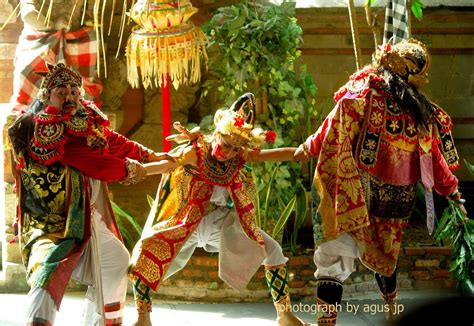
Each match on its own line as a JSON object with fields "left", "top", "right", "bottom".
{"left": 305, "top": 67, "right": 459, "bottom": 276}
{"left": 11, "top": 27, "right": 102, "bottom": 113}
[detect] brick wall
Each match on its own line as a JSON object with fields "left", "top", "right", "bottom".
{"left": 153, "top": 246, "right": 456, "bottom": 303}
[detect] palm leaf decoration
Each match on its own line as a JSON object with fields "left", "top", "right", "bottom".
{"left": 434, "top": 159, "right": 474, "bottom": 297}
{"left": 433, "top": 201, "right": 474, "bottom": 297}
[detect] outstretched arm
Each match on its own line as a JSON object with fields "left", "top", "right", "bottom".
{"left": 246, "top": 147, "right": 297, "bottom": 162}
{"left": 144, "top": 146, "right": 198, "bottom": 175}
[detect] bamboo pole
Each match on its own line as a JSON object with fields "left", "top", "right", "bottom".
{"left": 407, "top": 0, "right": 412, "bottom": 38}
{"left": 364, "top": 4, "right": 381, "bottom": 50}
{"left": 348, "top": 0, "right": 363, "bottom": 70}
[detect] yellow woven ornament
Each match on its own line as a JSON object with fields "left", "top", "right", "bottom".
{"left": 126, "top": 22, "right": 207, "bottom": 89}
{"left": 130, "top": 0, "right": 198, "bottom": 31}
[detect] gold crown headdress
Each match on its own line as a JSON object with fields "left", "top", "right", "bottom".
{"left": 373, "top": 38, "right": 431, "bottom": 86}
{"left": 214, "top": 93, "right": 270, "bottom": 149}
{"left": 36, "top": 63, "right": 83, "bottom": 91}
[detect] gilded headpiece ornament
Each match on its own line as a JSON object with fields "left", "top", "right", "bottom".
{"left": 214, "top": 93, "right": 273, "bottom": 148}
{"left": 373, "top": 38, "right": 431, "bottom": 86}
{"left": 36, "top": 63, "right": 83, "bottom": 91}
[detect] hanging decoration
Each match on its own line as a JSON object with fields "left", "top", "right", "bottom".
{"left": 126, "top": 0, "right": 208, "bottom": 150}
{"left": 126, "top": 0, "right": 208, "bottom": 90}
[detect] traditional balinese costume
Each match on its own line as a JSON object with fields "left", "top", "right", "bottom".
{"left": 130, "top": 93, "right": 305, "bottom": 326}
{"left": 302, "top": 39, "right": 460, "bottom": 325}
{"left": 8, "top": 63, "right": 153, "bottom": 325}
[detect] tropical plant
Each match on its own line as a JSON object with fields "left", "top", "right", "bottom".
{"left": 111, "top": 201, "right": 143, "bottom": 250}
{"left": 433, "top": 159, "right": 474, "bottom": 297}
{"left": 433, "top": 200, "right": 474, "bottom": 297}
{"left": 201, "top": 1, "right": 320, "bottom": 252}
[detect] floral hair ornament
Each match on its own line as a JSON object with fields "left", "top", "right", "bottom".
{"left": 214, "top": 92, "right": 272, "bottom": 149}
{"left": 373, "top": 38, "right": 431, "bottom": 87}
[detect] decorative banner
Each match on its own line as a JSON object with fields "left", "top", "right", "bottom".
{"left": 383, "top": 0, "right": 410, "bottom": 44}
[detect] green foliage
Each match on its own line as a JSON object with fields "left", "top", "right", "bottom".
{"left": 202, "top": 1, "right": 319, "bottom": 251}
{"left": 365, "top": 0, "right": 377, "bottom": 6}
{"left": 288, "top": 184, "right": 309, "bottom": 254}
{"left": 465, "top": 159, "right": 474, "bottom": 175}
{"left": 434, "top": 201, "right": 474, "bottom": 297}
{"left": 411, "top": 0, "right": 425, "bottom": 21}
{"left": 366, "top": 0, "right": 425, "bottom": 21}
{"left": 111, "top": 201, "right": 143, "bottom": 250}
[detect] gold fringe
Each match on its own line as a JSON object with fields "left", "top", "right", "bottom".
{"left": 68, "top": 0, "right": 80, "bottom": 31}
{"left": 129, "top": 0, "right": 137, "bottom": 24}
{"left": 94, "top": 0, "right": 101, "bottom": 76}
{"left": 100, "top": 0, "right": 107, "bottom": 77}
{"left": 0, "top": 1, "right": 20, "bottom": 31}
{"left": 44, "top": 0, "right": 54, "bottom": 28}
{"left": 81, "top": 0, "right": 87, "bottom": 26}
{"left": 130, "top": 4, "right": 197, "bottom": 31}
{"left": 38, "top": 0, "right": 47, "bottom": 23}
{"left": 126, "top": 24, "right": 208, "bottom": 89}
{"left": 115, "top": 0, "right": 128, "bottom": 58}
{"left": 108, "top": 0, "right": 117, "bottom": 35}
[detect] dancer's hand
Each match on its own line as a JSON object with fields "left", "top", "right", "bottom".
{"left": 294, "top": 144, "right": 310, "bottom": 162}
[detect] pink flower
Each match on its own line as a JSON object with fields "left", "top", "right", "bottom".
{"left": 265, "top": 130, "right": 277, "bottom": 143}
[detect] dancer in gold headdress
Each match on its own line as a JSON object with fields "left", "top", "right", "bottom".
{"left": 294, "top": 39, "right": 468, "bottom": 325}
{"left": 130, "top": 93, "right": 308, "bottom": 326}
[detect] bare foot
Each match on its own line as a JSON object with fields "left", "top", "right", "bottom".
{"left": 131, "top": 312, "right": 152, "bottom": 326}
{"left": 277, "top": 311, "right": 310, "bottom": 326}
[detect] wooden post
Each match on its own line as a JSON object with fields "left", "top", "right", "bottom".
{"left": 407, "top": 0, "right": 412, "bottom": 38}
{"left": 162, "top": 74, "right": 171, "bottom": 152}
{"left": 364, "top": 4, "right": 381, "bottom": 50}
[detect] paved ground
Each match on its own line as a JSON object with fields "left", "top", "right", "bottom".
{"left": 0, "top": 289, "right": 472, "bottom": 325}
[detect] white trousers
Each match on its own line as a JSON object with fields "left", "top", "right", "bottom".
{"left": 313, "top": 233, "right": 362, "bottom": 282}
{"left": 165, "top": 207, "right": 288, "bottom": 280}
{"left": 24, "top": 215, "right": 130, "bottom": 325}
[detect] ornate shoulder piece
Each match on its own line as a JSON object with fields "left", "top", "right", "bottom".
{"left": 63, "top": 106, "right": 92, "bottom": 136}
{"left": 26, "top": 108, "right": 67, "bottom": 165}
{"left": 432, "top": 104, "right": 459, "bottom": 170}
{"left": 432, "top": 104, "right": 453, "bottom": 132}
{"left": 31, "top": 109, "right": 65, "bottom": 146}
{"left": 334, "top": 67, "right": 384, "bottom": 102}
{"left": 84, "top": 101, "right": 110, "bottom": 127}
